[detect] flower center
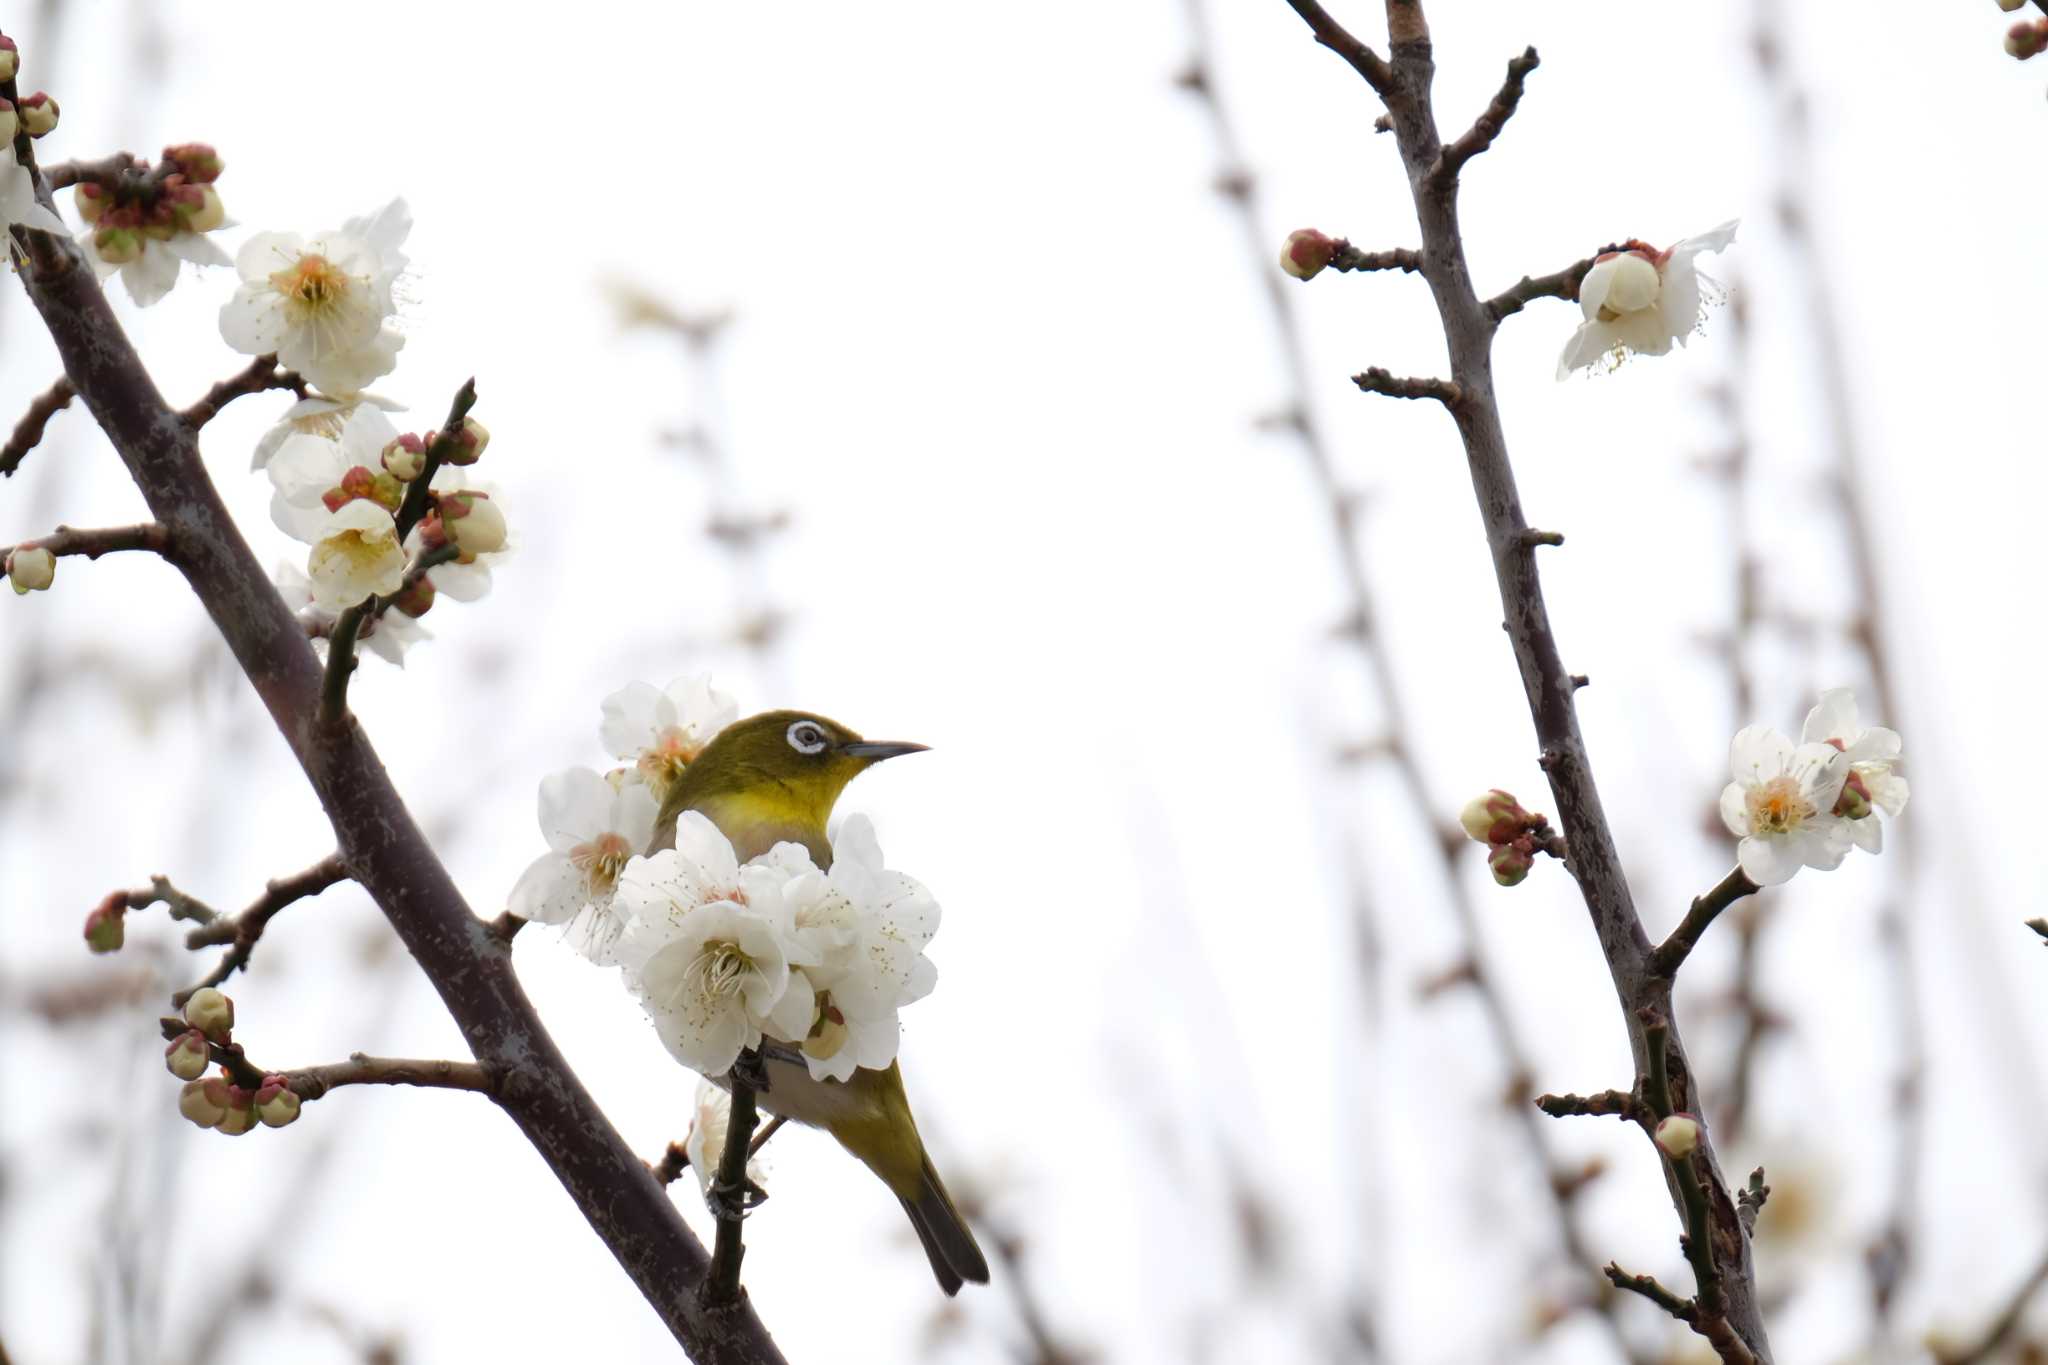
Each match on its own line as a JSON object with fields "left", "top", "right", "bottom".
{"left": 687, "top": 941, "right": 751, "bottom": 1003}
{"left": 635, "top": 726, "right": 704, "bottom": 793}
{"left": 1746, "top": 776, "right": 1813, "bottom": 835}
{"left": 570, "top": 831, "right": 636, "bottom": 892}
{"left": 271, "top": 253, "right": 354, "bottom": 319}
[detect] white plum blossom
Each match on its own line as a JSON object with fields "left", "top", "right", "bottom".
{"left": 1719, "top": 725, "right": 1851, "bottom": 886}
{"left": 682, "top": 1079, "right": 766, "bottom": 1206}
{"left": 1557, "top": 220, "right": 1738, "bottom": 379}
{"left": 616, "top": 828, "right": 815, "bottom": 1076}
{"left": 253, "top": 392, "right": 404, "bottom": 472}
{"left": 267, "top": 404, "right": 404, "bottom": 543}
{"left": 1800, "top": 688, "right": 1908, "bottom": 853}
{"left": 0, "top": 160, "right": 66, "bottom": 237}
{"left": 410, "top": 469, "right": 509, "bottom": 603}
{"left": 506, "top": 768, "right": 660, "bottom": 965}
{"left": 82, "top": 226, "right": 232, "bottom": 308}
{"left": 305, "top": 498, "right": 406, "bottom": 612}
{"left": 777, "top": 816, "right": 940, "bottom": 1082}
{"left": 601, "top": 675, "right": 738, "bottom": 797}
{"left": 273, "top": 561, "right": 426, "bottom": 664}
{"left": 219, "top": 199, "right": 411, "bottom": 396}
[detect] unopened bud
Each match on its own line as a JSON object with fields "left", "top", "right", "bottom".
{"left": 381, "top": 432, "right": 427, "bottom": 481}
{"left": 1280, "top": 228, "right": 1337, "bottom": 281}
{"left": 1833, "top": 769, "right": 1873, "bottom": 820}
{"left": 1487, "top": 843, "right": 1532, "bottom": 887}
{"left": 0, "top": 100, "right": 16, "bottom": 146}
{"left": 440, "top": 416, "right": 489, "bottom": 466}
{"left": 182, "top": 986, "right": 234, "bottom": 1041}
{"left": 7, "top": 546, "right": 55, "bottom": 595}
{"left": 1654, "top": 1113, "right": 1702, "bottom": 1160}
{"left": 1459, "top": 789, "right": 1528, "bottom": 844}
{"left": 214, "top": 1088, "right": 258, "bottom": 1136}
{"left": 0, "top": 34, "right": 18, "bottom": 82}
{"left": 17, "top": 91, "right": 57, "bottom": 138}
{"left": 92, "top": 224, "right": 143, "bottom": 265}
{"left": 2008, "top": 20, "right": 2048, "bottom": 57}
{"left": 83, "top": 897, "right": 126, "bottom": 953}
{"left": 255, "top": 1076, "right": 302, "bottom": 1128}
{"left": 389, "top": 573, "right": 436, "bottom": 619}
{"left": 165, "top": 1030, "right": 210, "bottom": 1081}
{"left": 442, "top": 491, "right": 506, "bottom": 556}
{"left": 178, "top": 1077, "right": 231, "bottom": 1129}
{"left": 172, "top": 183, "right": 225, "bottom": 233}
{"left": 73, "top": 180, "right": 111, "bottom": 223}
{"left": 163, "top": 143, "right": 224, "bottom": 183}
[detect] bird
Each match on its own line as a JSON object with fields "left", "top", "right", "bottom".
{"left": 652, "top": 708, "right": 990, "bottom": 1296}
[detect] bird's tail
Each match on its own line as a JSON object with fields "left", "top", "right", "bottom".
{"left": 899, "top": 1151, "right": 989, "bottom": 1297}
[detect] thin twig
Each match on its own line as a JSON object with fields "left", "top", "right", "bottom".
{"left": 1536, "top": 1090, "right": 1648, "bottom": 1125}
{"left": 1432, "top": 46, "right": 1538, "bottom": 182}
{"left": 1484, "top": 255, "right": 1600, "bottom": 326}
{"left": 1279, "top": 0, "right": 1393, "bottom": 93}
{"left": 1, "top": 376, "right": 75, "bottom": 477}
{"left": 37, "top": 151, "right": 145, "bottom": 190}
{"left": 174, "top": 853, "right": 350, "bottom": 1006}
{"left": 1606, "top": 1263, "right": 1696, "bottom": 1321}
{"left": 702, "top": 1063, "right": 764, "bottom": 1306}
{"left": 1350, "top": 367, "right": 1459, "bottom": 404}
{"left": 1652, "top": 868, "right": 1760, "bottom": 978}
{"left": 3, "top": 521, "right": 170, "bottom": 561}
{"left": 1328, "top": 242, "right": 1422, "bottom": 274}
{"left": 180, "top": 354, "right": 306, "bottom": 429}
{"left": 283, "top": 1053, "right": 494, "bottom": 1104}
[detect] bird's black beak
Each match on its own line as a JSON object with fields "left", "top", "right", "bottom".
{"left": 840, "top": 740, "right": 929, "bottom": 762}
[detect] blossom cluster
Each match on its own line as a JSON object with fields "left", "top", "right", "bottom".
{"left": 166, "top": 988, "right": 302, "bottom": 1135}
{"left": 1719, "top": 688, "right": 1908, "bottom": 886}
{"left": 507, "top": 679, "right": 943, "bottom": 1085}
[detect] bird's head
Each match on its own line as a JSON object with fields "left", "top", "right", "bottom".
{"left": 658, "top": 710, "right": 927, "bottom": 856}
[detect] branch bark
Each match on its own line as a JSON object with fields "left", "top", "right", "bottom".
{"left": 17, "top": 231, "right": 784, "bottom": 1361}
{"left": 1, "top": 375, "right": 75, "bottom": 477}
{"left": 1281, "top": 3, "right": 1773, "bottom": 1356}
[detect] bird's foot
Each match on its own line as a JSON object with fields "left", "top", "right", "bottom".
{"left": 704, "top": 1173, "right": 769, "bottom": 1223}
{"left": 730, "top": 1046, "right": 771, "bottom": 1094}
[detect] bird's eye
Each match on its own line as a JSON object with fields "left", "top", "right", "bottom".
{"left": 786, "top": 721, "right": 828, "bottom": 755}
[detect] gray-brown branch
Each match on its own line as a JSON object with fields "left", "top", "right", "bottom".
{"left": 1, "top": 375, "right": 75, "bottom": 477}
{"left": 17, "top": 217, "right": 784, "bottom": 1364}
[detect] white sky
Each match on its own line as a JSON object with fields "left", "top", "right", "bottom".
{"left": 4, "top": 2, "right": 2047, "bottom": 1363}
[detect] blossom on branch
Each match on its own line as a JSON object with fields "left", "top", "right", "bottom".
{"left": 306, "top": 498, "right": 407, "bottom": 611}
{"left": 1800, "top": 687, "right": 1908, "bottom": 853}
{"left": 219, "top": 199, "right": 411, "bottom": 396}
{"left": 1556, "top": 221, "right": 1738, "bottom": 378}
{"left": 506, "top": 767, "right": 661, "bottom": 964}
{"left": 600, "top": 675, "right": 738, "bottom": 799}
{"left": 253, "top": 393, "right": 405, "bottom": 473}
{"left": 274, "top": 561, "right": 427, "bottom": 664}
{"left": 683, "top": 1079, "right": 766, "bottom": 1207}
{"left": 1718, "top": 724, "right": 1851, "bottom": 885}
{"left": 0, "top": 159, "right": 66, "bottom": 238}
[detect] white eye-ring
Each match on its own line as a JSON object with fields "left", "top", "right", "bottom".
{"left": 787, "top": 720, "right": 828, "bottom": 755}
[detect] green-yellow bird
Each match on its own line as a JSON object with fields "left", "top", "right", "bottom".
{"left": 654, "top": 709, "right": 989, "bottom": 1295}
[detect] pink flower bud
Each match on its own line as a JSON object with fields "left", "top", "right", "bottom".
{"left": 179, "top": 1077, "right": 230, "bottom": 1129}
{"left": 381, "top": 432, "right": 427, "bottom": 481}
{"left": 17, "top": 91, "right": 57, "bottom": 138}
{"left": 83, "top": 896, "right": 126, "bottom": 954}
{"left": 73, "top": 180, "right": 110, "bottom": 223}
{"left": 1280, "top": 228, "right": 1337, "bottom": 281}
{"left": 255, "top": 1077, "right": 302, "bottom": 1128}
{"left": 2007, "top": 20, "right": 2048, "bottom": 57}
{"left": 1459, "top": 789, "right": 1532, "bottom": 844}
{"left": 171, "top": 183, "right": 225, "bottom": 233}
{"left": 162, "top": 143, "right": 224, "bottom": 183}
{"left": 389, "top": 573, "right": 436, "bottom": 619}
{"left": 1487, "top": 843, "right": 1532, "bottom": 887}
{"left": 1654, "top": 1113, "right": 1701, "bottom": 1160}
{"left": 182, "top": 987, "right": 234, "bottom": 1042}
{"left": 440, "top": 417, "right": 489, "bottom": 466}
{"left": 7, "top": 546, "right": 55, "bottom": 594}
{"left": 0, "top": 34, "right": 18, "bottom": 83}
{"left": 215, "top": 1088, "right": 258, "bottom": 1136}
{"left": 165, "top": 1030, "right": 210, "bottom": 1081}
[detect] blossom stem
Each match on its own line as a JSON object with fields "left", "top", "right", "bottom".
{"left": 369, "top": 543, "right": 458, "bottom": 622}
{"left": 703, "top": 1061, "right": 764, "bottom": 1306}
{"left": 392, "top": 377, "right": 478, "bottom": 544}
{"left": 36, "top": 151, "right": 145, "bottom": 190}
{"left": 180, "top": 353, "right": 307, "bottom": 429}
{"left": 1328, "top": 242, "right": 1422, "bottom": 274}
{"left": 1483, "top": 253, "right": 1603, "bottom": 326}
{"left": 175, "top": 852, "right": 351, "bottom": 1006}
{"left": 2, "top": 521, "right": 170, "bottom": 561}
{"left": 1650, "top": 868, "right": 1760, "bottom": 979}
{"left": 0, "top": 375, "right": 74, "bottom": 477}
{"left": 1535, "top": 1089, "right": 1648, "bottom": 1125}
{"left": 1350, "top": 367, "right": 1460, "bottom": 405}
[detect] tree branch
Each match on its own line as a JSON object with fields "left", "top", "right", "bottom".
{"left": 1, "top": 375, "right": 75, "bottom": 477}
{"left": 1280, "top": 0, "right": 1393, "bottom": 95}
{"left": 1432, "top": 46, "right": 1538, "bottom": 183}
{"left": 1536, "top": 1089, "right": 1648, "bottom": 1125}
{"left": 179, "top": 354, "right": 306, "bottom": 429}
{"left": 1651, "top": 868, "right": 1760, "bottom": 979}
{"left": 1284, "top": 3, "right": 1774, "bottom": 1354}
{"left": 174, "top": 853, "right": 350, "bottom": 1006}
{"left": 282, "top": 1053, "right": 494, "bottom": 1104}
{"left": 1484, "top": 255, "right": 1599, "bottom": 326}
{"left": 703, "top": 1062, "right": 765, "bottom": 1307}
{"left": 37, "top": 151, "right": 146, "bottom": 190}
{"left": 1328, "top": 241, "right": 1422, "bottom": 274}
{"left": 1350, "top": 367, "right": 1459, "bottom": 405}
{"left": 2, "top": 521, "right": 170, "bottom": 561}
{"left": 18, "top": 207, "right": 784, "bottom": 1363}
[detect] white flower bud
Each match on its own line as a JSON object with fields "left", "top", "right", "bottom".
{"left": 1280, "top": 228, "right": 1336, "bottom": 281}
{"left": 255, "top": 1077, "right": 302, "bottom": 1128}
{"left": 182, "top": 987, "right": 235, "bottom": 1041}
{"left": 7, "top": 546, "right": 55, "bottom": 595}
{"left": 179, "top": 1077, "right": 230, "bottom": 1129}
{"left": 1654, "top": 1113, "right": 1701, "bottom": 1160}
{"left": 1581, "top": 251, "right": 1661, "bottom": 321}
{"left": 16, "top": 91, "right": 57, "bottom": 138}
{"left": 214, "top": 1091, "right": 258, "bottom": 1136}
{"left": 0, "top": 35, "right": 18, "bottom": 82}
{"left": 443, "top": 491, "right": 507, "bottom": 557}
{"left": 165, "top": 1030, "right": 211, "bottom": 1081}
